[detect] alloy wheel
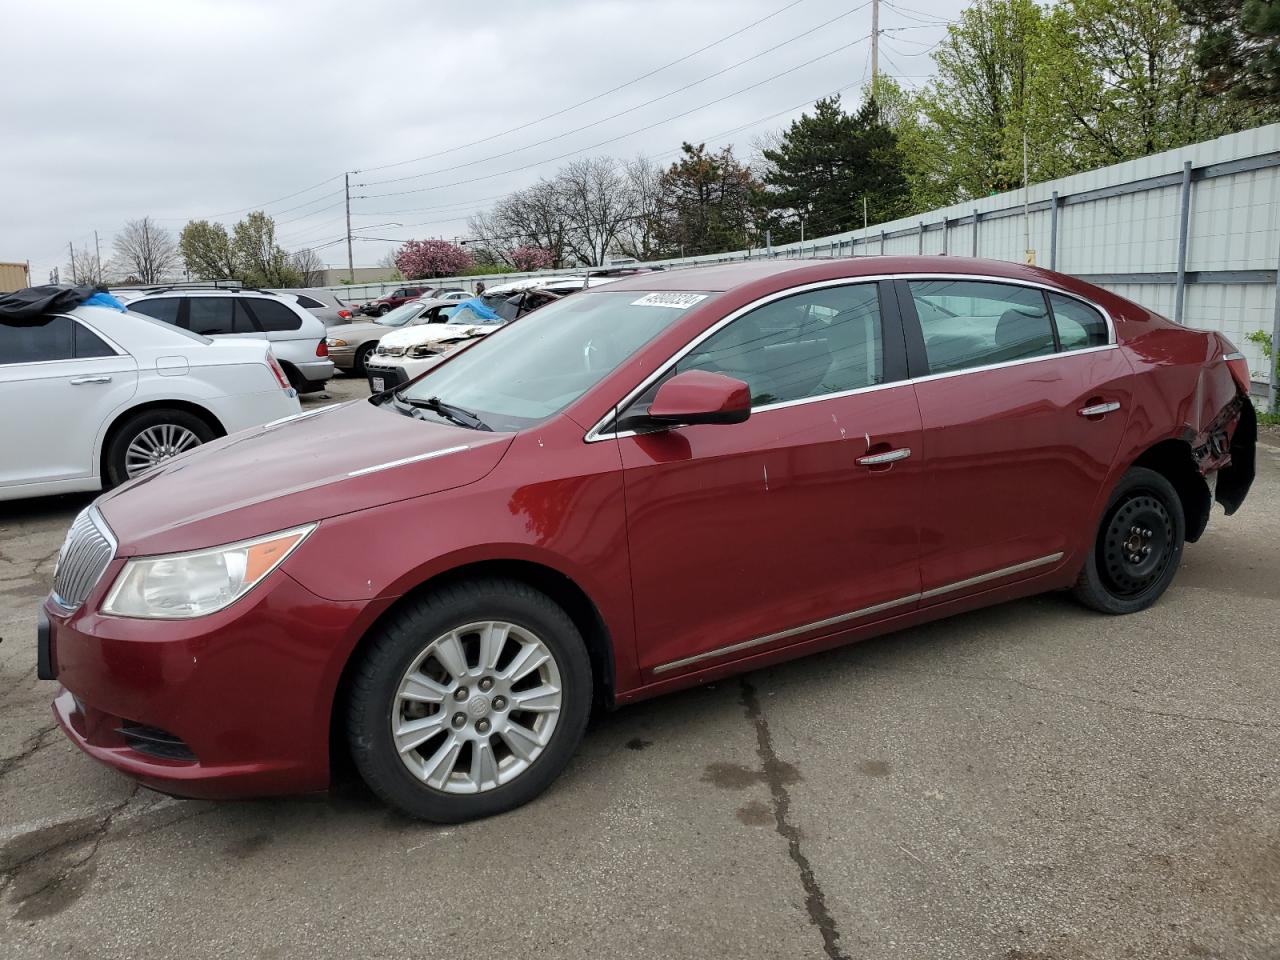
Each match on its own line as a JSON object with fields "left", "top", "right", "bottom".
{"left": 124, "top": 423, "right": 202, "bottom": 478}
{"left": 392, "top": 621, "right": 563, "bottom": 794}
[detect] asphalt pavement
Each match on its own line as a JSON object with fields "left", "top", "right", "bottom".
{"left": 2, "top": 378, "right": 1277, "bottom": 960}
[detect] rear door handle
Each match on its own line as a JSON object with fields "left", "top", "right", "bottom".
{"left": 857, "top": 447, "right": 912, "bottom": 466}
{"left": 1078, "top": 401, "right": 1120, "bottom": 417}
{"left": 70, "top": 376, "right": 112, "bottom": 385}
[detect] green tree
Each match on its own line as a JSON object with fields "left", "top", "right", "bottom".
{"left": 179, "top": 220, "right": 237, "bottom": 280}
{"left": 1033, "top": 0, "right": 1260, "bottom": 167}
{"left": 761, "top": 95, "right": 911, "bottom": 240}
{"left": 232, "top": 211, "right": 300, "bottom": 287}
{"left": 1178, "top": 0, "right": 1280, "bottom": 106}
{"left": 918, "top": 0, "right": 1049, "bottom": 199}
{"left": 872, "top": 78, "right": 958, "bottom": 213}
{"left": 657, "top": 143, "right": 763, "bottom": 257}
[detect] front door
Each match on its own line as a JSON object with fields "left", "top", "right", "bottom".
{"left": 617, "top": 280, "right": 923, "bottom": 677}
{"left": 896, "top": 278, "right": 1132, "bottom": 599}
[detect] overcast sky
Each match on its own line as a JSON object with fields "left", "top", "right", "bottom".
{"left": 1, "top": 0, "right": 965, "bottom": 281}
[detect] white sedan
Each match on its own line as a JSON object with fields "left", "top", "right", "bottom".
{"left": 0, "top": 303, "right": 301, "bottom": 501}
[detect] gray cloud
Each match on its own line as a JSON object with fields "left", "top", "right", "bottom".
{"left": 0, "top": 0, "right": 962, "bottom": 280}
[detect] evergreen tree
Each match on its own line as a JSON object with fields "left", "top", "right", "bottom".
{"left": 761, "top": 96, "right": 911, "bottom": 241}
{"left": 657, "top": 143, "right": 762, "bottom": 257}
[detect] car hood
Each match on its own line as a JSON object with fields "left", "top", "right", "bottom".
{"left": 96, "top": 400, "right": 513, "bottom": 555}
{"left": 381, "top": 322, "right": 494, "bottom": 348}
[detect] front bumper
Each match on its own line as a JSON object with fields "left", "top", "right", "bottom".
{"left": 365, "top": 359, "right": 411, "bottom": 394}
{"left": 44, "top": 569, "right": 381, "bottom": 800}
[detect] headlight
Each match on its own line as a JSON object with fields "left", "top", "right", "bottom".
{"left": 101, "top": 525, "right": 315, "bottom": 619}
{"left": 326, "top": 337, "right": 348, "bottom": 347}
{"left": 380, "top": 345, "right": 406, "bottom": 357}
{"left": 408, "top": 344, "right": 442, "bottom": 358}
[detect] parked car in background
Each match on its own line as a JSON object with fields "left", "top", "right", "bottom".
{"left": 273, "top": 289, "right": 354, "bottom": 327}
{"left": 356, "top": 285, "right": 430, "bottom": 316}
{"left": 363, "top": 301, "right": 499, "bottom": 392}
{"left": 430, "top": 289, "right": 471, "bottom": 302}
{"left": 326, "top": 299, "right": 459, "bottom": 375}
{"left": 1, "top": 299, "right": 300, "bottom": 501}
{"left": 127, "top": 287, "right": 334, "bottom": 393}
{"left": 40, "top": 257, "right": 1255, "bottom": 824}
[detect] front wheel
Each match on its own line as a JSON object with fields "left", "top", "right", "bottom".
{"left": 354, "top": 342, "right": 376, "bottom": 375}
{"left": 1072, "top": 466, "right": 1185, "bottom": 614}
{"left": 377, "top": 304, "right": 391, "bottom": 316}
{"left": 346, "top": 579, "right": 592, "bottom": 822}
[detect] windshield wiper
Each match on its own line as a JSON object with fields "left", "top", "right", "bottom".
{"left": 394, "top": 392, "right": 492, "bottom": 431}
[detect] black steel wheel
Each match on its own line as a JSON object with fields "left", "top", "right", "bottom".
{"left": 1073, "top": 466, "right": 1185, "bottom": 614}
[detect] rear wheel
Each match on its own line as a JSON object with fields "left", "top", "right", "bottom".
{"left": 104, "top": 408, "right": 215, "bottom": 487}
{"left": 1072, "top": 466, "right": 1185, "bottom": 614}
{"left": 346, "top": 579, "right": 592, "bottom": 822}
{"left": 377, "top": 304, "right": 391, "bottom": 316}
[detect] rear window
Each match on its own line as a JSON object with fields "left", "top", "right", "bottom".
{"left": 245, "top": 298, "right": 303, "bottom": 332}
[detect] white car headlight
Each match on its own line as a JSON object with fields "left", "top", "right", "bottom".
{"left": 326, "top": 337, "right": 348, "bottom": 347}
{"left": 102, "top": 524, "right": 315, "bottom": 619}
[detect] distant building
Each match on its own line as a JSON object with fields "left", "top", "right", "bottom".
{"left": 0, "top": 261, "right": 30, "bottom": 293}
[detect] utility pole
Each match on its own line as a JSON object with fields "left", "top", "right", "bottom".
{"left": 345, "top": 171, "right": 355, "bottom": 284}
{"left": 871, "top": 0, "right": 880, "bottom": 91}
{"left": 1022, "top": 128, "right": 1034, "bottom": 264}
{"left": 863, "top": 196, "right": 868, "bottom": 231}
{"left": 94, "top": 230, "right": 102, "bottom": 283}
{"left": 68, "top": 241, "right": 77, "bottom": 284}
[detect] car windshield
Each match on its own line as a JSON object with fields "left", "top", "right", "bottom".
{"left": 376, "top": 303, "right": 423, "bottom": 327}
{"left": 396, "top": 290, "right": 716, "bottom": 432}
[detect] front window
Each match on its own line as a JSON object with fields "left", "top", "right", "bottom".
{"left": 394, "top": 290, "right": 716, "bottom": 432}
{"left": 376, "top": 303, "right": 425, "bottom": 327}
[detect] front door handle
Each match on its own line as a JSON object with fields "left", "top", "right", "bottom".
{"left": 857, "top": 447, "right": 912, "bottom": 466}
{"left": 70, "top": 376, "right": 112, "bottom": 385}
{"left": 1078, "top": 400, "right": 1120, "bottom": 417}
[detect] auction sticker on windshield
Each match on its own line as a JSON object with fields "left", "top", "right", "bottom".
{"left": 630, "top": 293, "right": 708, "bottom": 309}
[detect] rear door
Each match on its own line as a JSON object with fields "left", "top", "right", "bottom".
{"left": 618, "top": 280, "right": 923, "bottom": 677}
{"left": 0, "top": 316, "right": 138, "bottom": 486}
{"left": 897, "top": 278, "right": 1132, "bottom": 600}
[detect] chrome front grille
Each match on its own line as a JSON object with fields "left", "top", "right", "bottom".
{"left": 52, "top": 507, "right": 117, "bottom": 611}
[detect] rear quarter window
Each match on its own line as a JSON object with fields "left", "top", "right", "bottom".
{"left": 245, "top": 298, "right": 303, "bottom": 332}
{"left": 294, "top": 295, "right": 325, "bottom": 309}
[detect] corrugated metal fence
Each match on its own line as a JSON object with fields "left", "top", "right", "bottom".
{"left": 322, "top": 123, "right": 1280, "bottom": 404}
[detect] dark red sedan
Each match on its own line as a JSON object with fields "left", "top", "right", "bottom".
{"left": 40, "top": 257, "right": 1256, "bottom": 821}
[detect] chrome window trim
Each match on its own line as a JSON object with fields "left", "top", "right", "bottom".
{"left": 0, "top": 314, "right": 126, "bottom": 368}
{"left": 650, "top": 551, "right": 1064, "bottom": 675}
{"left": 584, "top": 273, "right": 1118, "bottom": 443}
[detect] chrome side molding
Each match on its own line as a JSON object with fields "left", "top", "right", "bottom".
{"left": 651, "top": 552, "right": 1065, "bottom": 674}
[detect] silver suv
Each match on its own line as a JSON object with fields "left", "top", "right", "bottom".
{"left": 128, "top": 287, "right": 334, "bottom": 392}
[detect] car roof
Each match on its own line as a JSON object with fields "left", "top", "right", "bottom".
{"left": 590, "top": 256, "right": 1076, "bottom": 293}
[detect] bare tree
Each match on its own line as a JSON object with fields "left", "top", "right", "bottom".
{"left": 556, "top": 157, "right": 638, "bottom": 266}
{"left": 66, "top": 244, "right": 107, "bottom": 285}
{"left": 112, "top": 217, "right": 180, "bottom": 284}
{"left": 615, "top": 156, "right": 666, "bottom": 261}
{"left": 290, "top": 247, "right": 325, "bottom": 287}
{"left": 376, "top": 250, "right": 403, "bottom": 279}
{"left": 479, "top": 180, "right": 572, "bottom": 267}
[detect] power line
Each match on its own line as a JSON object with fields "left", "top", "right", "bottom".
{"left": 356, "top": 0, "right": 812, "bottom": 176}
{"left": 358, "top": 2, "right": 872, "bottom": 189}
{"left": 152, "top": 173, "right": 346, "bottom": 222}
{"left": 358, "top": 31, "right": 877, "bottom": 201}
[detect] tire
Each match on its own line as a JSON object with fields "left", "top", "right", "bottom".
{"left": 1072, "top": 466, "right": 1185, "bottom": 614}
{"left": 377, "top": 304, "right": 391, "bottom": 316}
{"left": 346, "top": 579, "right": 593, "bottom": 822}
{"left": 104, "top": 408, "right": 215, "bottom": 488}
{"left": 354, "top": 342, "right": 376, "bottom": 376}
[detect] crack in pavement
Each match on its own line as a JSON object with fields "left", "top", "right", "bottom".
{"left": 0, "top": 722, "right": 59, "bottom": 781}
{"left": 860, "top": 663, "right": 1280, "bottom": 731}
{"left": 740, "top": 676, "right": 850, "bottom": 960}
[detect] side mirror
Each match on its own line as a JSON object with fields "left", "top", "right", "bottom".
{"left": 646, "top": 370, "right": 751, "bottom": 427}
